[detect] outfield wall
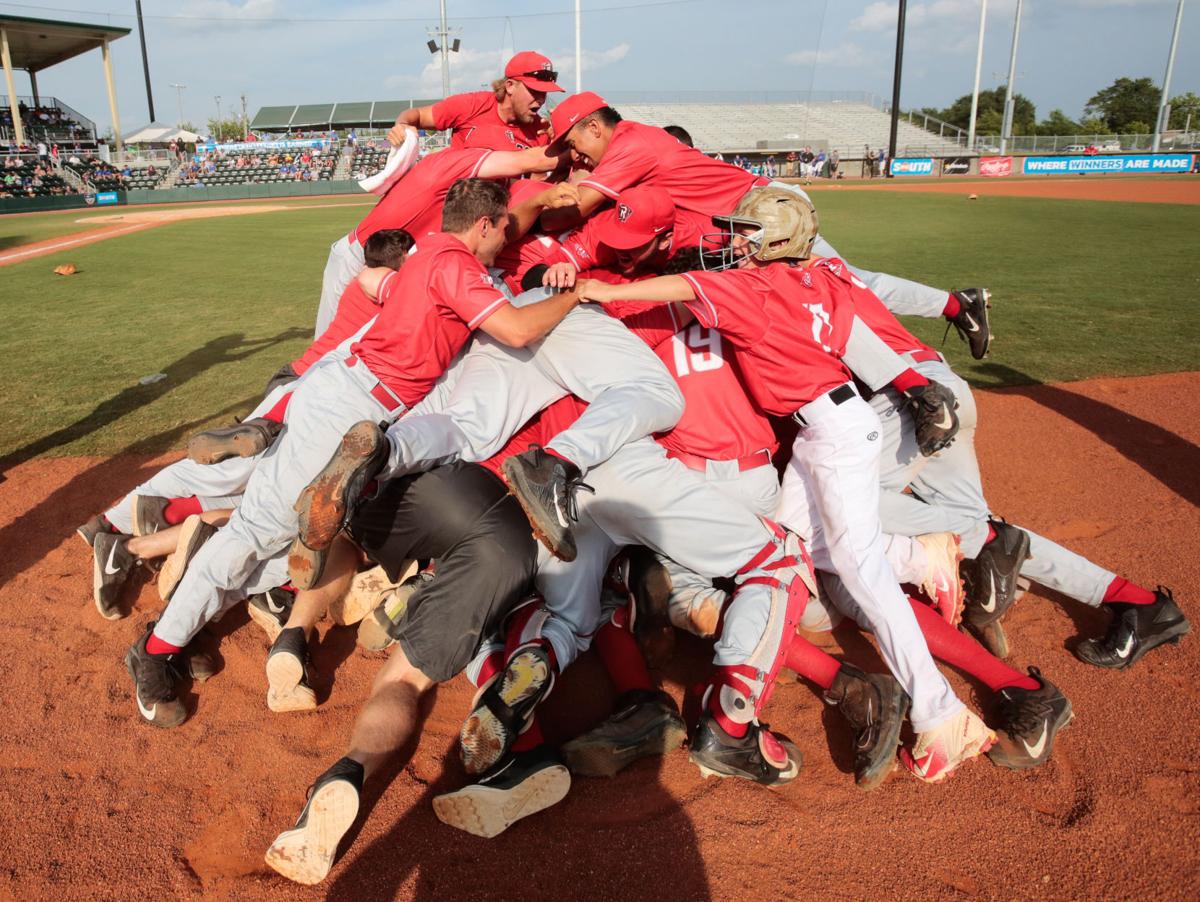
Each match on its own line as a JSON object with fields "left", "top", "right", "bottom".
{"left": 0, "top": 179, "right": 362, "bottom": 215}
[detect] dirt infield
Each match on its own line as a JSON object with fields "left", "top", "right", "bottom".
{"left": 1, "top": 371, "right": 1197, "bottom": 900}
{"left": 819, "top": 175, "right": 1200, "bottom": 204}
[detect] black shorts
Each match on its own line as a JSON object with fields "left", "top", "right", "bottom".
{"left": 347, "top": 461, "right": 537, "bottom": 682}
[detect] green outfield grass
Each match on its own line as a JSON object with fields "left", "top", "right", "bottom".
{"left": 1, "top": 191, "right": 1197, "bottom": 463}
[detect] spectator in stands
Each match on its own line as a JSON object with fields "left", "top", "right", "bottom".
{"left": 785, "top": 149, "right": 797, "bottom": 177}
{"left": 37, "top": 140, "right": 48, "bottom": 161}
{"left": 815, "top": 150, "right": 827, "bottom": 178}
{"left": 878, "top": 148, "right": 888, "bottom": 177}
{"left": 765, "top": 155, "right": 778, "bottom": 178}
{"left": 830, "top": 149, "right": 840, "bottom": 179}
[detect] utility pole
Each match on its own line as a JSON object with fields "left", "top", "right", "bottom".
{"left": 967, "top": 0, "right": 988, "bottom": 152}
{"left": 214, "top": 95, "right": 221, "bottom": 140}
{"left": 169, "top": 82, "right": 186, "bottom": 127}
{"left": 241, "top": 93, "right": 248, "bottom": 139}
{"left": 1152, "top": 0, "right": 1186, "bottom": 153}
{"left": 1000, "top": 0, "right": 1023, "bottom": 155}
{"left": 134, "top": 0, "right": 156, "bottom": 122}
{"left": 426, "top": 1, "right": 460, "bottom": 100}
{"left": 575, "top": 0, "right": 583, "bottom": 92}
{"left": 886, "top": 0, "right": 907, "bottom": 177}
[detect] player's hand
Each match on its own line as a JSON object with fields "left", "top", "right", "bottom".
{"left": 574, "top": 278, "right": 616, "bottom": 303}
{"left": 387, "top": 122, "right": 416, "bottom": 147}
{"left": 538, "top": 183, "right": 580, "bottom": 210}
{"left": 542, "top": 262, "right": 578, "bottom": 289}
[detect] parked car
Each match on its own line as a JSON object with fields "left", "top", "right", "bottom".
{"left": 1098, "top": 141, "right": 1122, "bottom": 152}
{"left": 1062, "top": 144, "right": 1088, "bottom": 153}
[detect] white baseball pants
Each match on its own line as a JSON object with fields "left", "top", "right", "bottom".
{"left": 314, "top": 233, "right": 365, "bottom": 337}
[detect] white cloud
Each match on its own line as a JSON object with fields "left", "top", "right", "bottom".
{"left": 786, "top": 42, "right": 871, "bottom": 67}
{"left": 851, "top": 0, "right": 1017, "bottom": 32}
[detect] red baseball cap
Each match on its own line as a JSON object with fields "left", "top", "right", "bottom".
{"left": 548, "top": 91, "right": 609, "bottom": 147}
{"left": 504, "top": 51, "right": 563, "bottom": 93}
{"left": 592, "top": 185, "right": 677, "bottom": 250}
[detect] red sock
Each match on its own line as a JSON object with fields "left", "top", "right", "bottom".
{"left": 145, "top": 632, "right": 183, "bottom": 656}
{"left": 984, "top": 523, "right": 997, "bottom": 544}
{"left": 512, "top": 715, "right": 545, "bottom": 752}
{"left": 1103, "top": 576, "right": 1157, "bottom": 605}
{"left": 706, "top": 680, "right": 748, "bottom": 738}
{"left": 942, "top": 293, "right": 961, "bottom": 318}
{"left": 906, "top": 596, "right": 1037, "bottom": 692}
{"left": 262, "top": 390, "right": 292, "bottom": 424}
{"left": 784, "top": 637, "right": 841, "bottom": 690}
{"left": 595, "top": 613, "right": 653, "bottom": 696}
{"left": 891, "top": 368, "right": 930, "bottom": 393}
{"left": 163, "top": 496, "right": 202, "bottom": 525}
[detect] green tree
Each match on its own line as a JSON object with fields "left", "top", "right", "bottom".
{"left": 1077, "top": 116, "right": 1114, "bottom": 136}
{"left": 1168, "top": 92, "right": 1200, "bottom": 130}
{"left": 1035, "top": 108, "right": 1079, "bottom": 136}
{"left": 206, "top": 117, "right": 246, "bottom": 142}
{"left": 935, "top": 87, "right": 1036, "bottom": 134}
{"left": 1084, "top": 77, "right": 1160, "bottom": 132}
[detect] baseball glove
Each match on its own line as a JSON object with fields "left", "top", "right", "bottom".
{"left": 53, "top": 263, "right": 77, "bottom": 276}
{"left": 905, "top": 381, "right": 960, "bottom": 456}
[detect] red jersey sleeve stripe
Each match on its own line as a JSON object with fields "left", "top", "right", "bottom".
{"left": 666, "top": 301, "right": 681, "bottom": 333}
{"left": 578, "top": 177, "right": 619, "bottom": 199}
{"left": 559, "top": 243, "right": 584, "bottom": 270}
{"left": 467, "top": 295, "right": 510, "bottom": 329}
{"left": 468, "top": 151, "right": 493, "bottom": 178}
{"left": 377, "top": 269, "right": 400, "bottom": 301}
{"left": 680, "top": 273, "right": 718, "bottom": 327}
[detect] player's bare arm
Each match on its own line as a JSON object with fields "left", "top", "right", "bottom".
{"left": 576, "top": 275, "right": 694, "bottom": 305}
{"left": 477, "top": 289, "right": 581, "bottom": 348}
{"left": 540, "top": 183, "right": 606, "bottom": 232}
{"left": 507, "top": 184, "right": 580, "bottom": 242}
{"left": 541, "top": 261, "right": 578, "bottom": 289}
{"left": 478, "top": 146, "right": 559, "bottom": 181}
{"left": 356, "top": 266, "right": 395, "bottom": 300}
{"left": 389, "top": 106, "right": 436, "bottom": 144}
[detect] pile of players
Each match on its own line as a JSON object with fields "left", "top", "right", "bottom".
{"left": 78, "top": 52, "right": 1189, "bottom": 886}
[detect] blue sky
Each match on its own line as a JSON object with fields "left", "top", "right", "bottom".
{"left": 5, "top": 0, "right": 1197, "bottom": 135}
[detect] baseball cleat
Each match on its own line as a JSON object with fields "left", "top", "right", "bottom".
{"left": 124, "top": 621, "right": 188, "bottom": 728}
{"left": 287, "top": 537, "right": 328, "bottom": 592}
{"left": 265, "top": 757, "right": 363, "bottom": 885}
{"left": 916, "top": 532, "right": 966, "bottom": 625}
{"left": 266, "top": 627, "right": 317, "bottom": 713}
{"left": 356, "top": 571, "right": 432, "bottom": 651}
{"left": 433, "top": 745, "right": 571, "bottom": 839}
{"left": 156, "top": 515, "right": 217, "bottom": 602}
{"left": 93, "top": 532, "right": 137, "bottom": 620}
{"left": 501, "top": 446, "right": 594, "bottom": 563}
{"left": 824, "top": 664, "right": 910, "bottom": 791}
{"left": 962, "top": 520, "right": 1031, "bottom": 658}
{"left": 460, "top": 643, "right": 556, "bottom": 775}
{"left": 295, "top": 420, "right": 388, "bottom": 554}
{"left": 986, "top": 667, "right": 1073, "bottom": 770}
{"left": 77, "top": 513, "right": 118, "bottom": 549}
{"left": 561, "top": 689, "right": 687, "bottom": 778}
{"left": 247, "top": 587, "right": 295, "bottom": 644}
{"left": 901, "top": 708, "right": 995, "bottom": 784}
{"left": 1074, "top": 587, "right": 1190, "bottom": 670}
{"left": 187, "top": 417, "right": 283, "bottom": 465}
{"left": 688, "top": 716, "right": 802, "bottom": 786}
{"left": 131, "top": 495, "right": 171, "bottom": 537}
{"left": 948, "top": 288, "right": 992, "bottom": 360}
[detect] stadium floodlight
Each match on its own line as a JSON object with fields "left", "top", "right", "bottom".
{"left": 425, "top": 0, "right": 460, "bottom": 99}
{"left": 427, "top": 39, "right": 438, "bottom": 54}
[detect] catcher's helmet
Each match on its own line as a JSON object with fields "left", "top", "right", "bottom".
{"left": 702, "top": 187, "right": 820, "bottom": 271}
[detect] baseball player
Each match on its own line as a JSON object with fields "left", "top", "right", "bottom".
{"left": 575, "top": 187, "right": 997, "bottom": 783}
{"left": 124, "top": 179, "right": 586, "bottom": 727}
{"left": 542, "top": 91, "right": 993, "bottom": 358}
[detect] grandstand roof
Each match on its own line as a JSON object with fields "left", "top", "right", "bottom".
{"left": 251, "top": 100, "right": 440, "bottom": 131}
{"left": 0, "top": 14, "right": 130, "bottom": 72}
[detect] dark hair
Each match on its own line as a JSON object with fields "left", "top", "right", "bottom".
{"left": 363, "top": 228, "right": 415, "bottom": 269}
{"left": 663, "top": 125, "right": 693, "bottom": 147}
{"left": 441, "top": 178, "right": 510, "bottom": 232}
{"left": 578, "top": 106, "right": 623, "bottom": 131}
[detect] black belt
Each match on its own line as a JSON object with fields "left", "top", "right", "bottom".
{"left": 793, "top": 383, "right": 856, "bottom": 427}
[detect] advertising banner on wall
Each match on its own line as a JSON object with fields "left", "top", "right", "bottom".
{"left": 979, "top": 156, "right": 1013, "bottom": 177}
{"left": 942, "top": 157, "right": 971, "bottom": 175}
{"left": 889, "top": 158, "right": 935, "bottom": 176}
{"left": 1022, "top": 154, "right": 1193, "bottom": 175}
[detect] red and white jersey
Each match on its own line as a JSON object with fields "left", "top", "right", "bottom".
{"left": 580, "top": 121, "right": 768, "bottom": 218}
{"left": 541, "top": 204, "right": 704, "bottom": 274}
{"left": 494, "top": 178, "right": 564, "bottom": 295}
{"left": 837, "top": 262, "right": 932, "bottom": 358}
{"left": 293, "top": 279, "right": 380, "bottom": 375}
{"left": 352, "top": 148, "right": 492, "bottom": 245}
{"left": 680, "top": 258, "right": 858, "bottom": 415}
{"left": 352, "top": 233, "right": 509, "bottom": 406}
{"left": 432, "top": 91, "right": 550, "bottom": 151}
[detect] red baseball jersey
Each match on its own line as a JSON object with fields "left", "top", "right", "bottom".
{"left": 292, "top": 279, "right": 380, "bottom": 375}
{"left": 352, "top": 233, "right": 509, "bottom": 406}
{"left": 353, "top": 148, "right": 492, "bottom": 245}
{"left": 680, "top": 259, "right": 858, "bottom": 415}
{"left": 478, "top": 395, "right": 587, "bottom": 479}
{"left": 541, "top": 204, "right": 704, "bottom": 273}
{"left": 835, "top": 262, "right": 932, "bottom": 357}
{"left": 432, "top": 91, "right": 549, "bottom": 150}
{"left": 494, "top": 178, "right": 564, "bottom": 294}
{"left": 580, "top": 121, "right": 768, "bottom": 218}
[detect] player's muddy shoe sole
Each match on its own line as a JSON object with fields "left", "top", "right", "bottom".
{"left": 287, "top": 537, "right": 328, "bottom": 592}
{"left": 295, "top": 421, "right": 388, "bottom": 554}
{"left": 157, "top": 515, "right": 217, "bottom": 602}
{"left": 501, "top": 446, "right": 592, "bottom": 563}
{"left": 266, "top": 627, "right": 317, "bottom": 713}
{"left": 187, "top": 417, "right": 282, "bottom": 465}
{"left": 460, "top": 644, "right": 555, "bottom": 775}
{"left": 356, "top": 571, "right": 432, "bottom": 651}
{"left": 561, "top": 689, "right": 687, "bottom": 778}
{"left": 433, "top": 746, "right": 571, "bottom": 838}
{"left": 264, "top": 758, "right": 363, "bottom": 885}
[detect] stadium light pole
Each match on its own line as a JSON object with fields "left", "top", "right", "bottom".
{"left": 886, "top": 0, "right": 907, "bottom": 178}
{"left": 170, "top": 83, "right": 186, "bottom": 128}
{"left": 999, "top": 0, "right": 1023, "bottom": 155}
{"left": 575, "top": 0, "right": 583, "bottom": 91}
{"left": 966, "top": 0, "right": 988, "bottom": 153}
{"left": 134, "top": 0, "right": 156, "bottom": 122}
{"left": 439, "top": 0, "right": 451, "bottom": 97}
{"left": 1152, "top": 0, "right": 1186, "bottom": 153}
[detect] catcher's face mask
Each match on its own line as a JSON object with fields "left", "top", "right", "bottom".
{"left": 701, "top": 220, "right": 764, "bottom": 271}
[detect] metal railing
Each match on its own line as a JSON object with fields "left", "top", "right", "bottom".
{"left": 973, "top": 133, "right": 1197, "bottom": 153}
{"left": 602, "top": 90, "right": 885, "bottom": 107}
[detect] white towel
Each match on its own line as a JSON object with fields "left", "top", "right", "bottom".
{"left": 358, "top": 128, "right": 420, "bottom": 195}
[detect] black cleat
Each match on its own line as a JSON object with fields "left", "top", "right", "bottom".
{"left": 561, "top": 688, "right": 687, "bottom": 777}
{"left": 501, "top": 445, "right": 594, "bottom": 562}
{"left": 947, "top": 288, "right": 992, "bottom": 360}
{"left": 266, "top": 627, "right": 317, "bottom": 713}
{"left": 460, "top": 642, "right": 556, "bottom": 775}
{"left": 131, "top": 495, "right": 171, "bottom": 537}
{"left": 688, "top": 716, "right": 802, "bottom": 786}
{"left": 188, "top": 417, "right": 283, "bottom": 465}
{"left": 265, "top": 757, "right": 364, "bottom": 885}
{"left": 92, "top": 532, "right": 136, "bottom": 620}
{"left": 124, "top": 621, "right": 188, "bottom": 728}
{"left": 962, "top": 520, "right": 1031, "bottom": 658}
{"left": 1074, "top": 588, "right": 1190, "bottom": 670}
{"left": 356, "top": 571, "right": 433, "bottom": 651}
{"left": 433, "top": 745, "right": 571, "bottom": 838}
{"left": 248, "top": 587, "right": 295, "bottom": 644}
{"left": 986, "top": 667, "right": 1073, "bottom": 770}
{"left": 824, "top": 664, "right": 910, "bottom": 790}
{"left": 77, "top": 513, "right": 118, "bottom": 549}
